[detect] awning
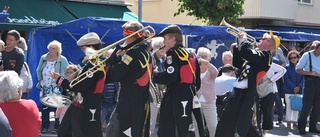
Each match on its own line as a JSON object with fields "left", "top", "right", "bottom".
{"left": 59, "top": 1, "right": 138, "bottom": 21}
{"left": 0, "top": 0, "right": 76, "bottom": 31}
{"left": 258, "top": 25, "right": 320, "bottom": 35}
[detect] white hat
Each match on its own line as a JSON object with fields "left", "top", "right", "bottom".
{"left": 77, "top": 32, "right": 102, "bottom": 46}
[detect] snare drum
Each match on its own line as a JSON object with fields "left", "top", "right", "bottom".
{"left": 40, "top": 85, "right": 72, "bottom": 108}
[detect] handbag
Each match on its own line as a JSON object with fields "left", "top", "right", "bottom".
{"left": 289, "top": 95, "right": 302, "bottom": 111}
{"left": 190, "top": 85, "right": 201, "bottom": 109}
{"left": 193, "top": 95, "right": 201, "bottom": 109}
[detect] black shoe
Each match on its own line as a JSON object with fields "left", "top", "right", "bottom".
{"left": 299, "top": 128, "right": 307, "bottom": 135}
{"left": 276, "top": 120, "right": 283, "bottom": 125}
{"left": 309, "top": 128, "right": 320, "bottom": 133}
{"left": 41, "top": 128, "right": 48, "bottom": 133}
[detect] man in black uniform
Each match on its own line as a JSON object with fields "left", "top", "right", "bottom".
{"left": 107, "top": 21, "right": 152, "bottom": 137}
{"left": 153, "top": 25, "right": 201, "bottom": 137}
{"left": 215, "top": 31, "right": 280, "bottom": 137}
{"left": 52, "top": 32, "right": 106, "bottom": 137}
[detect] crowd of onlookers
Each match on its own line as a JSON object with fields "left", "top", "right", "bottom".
{"left": 0, "top": 27, "right": 320, "bottom": 137}
{"left": 0, "top": 30, "right": 120, "bottom": 137}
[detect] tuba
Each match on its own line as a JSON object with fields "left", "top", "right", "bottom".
{"left": 69, "top": 26, "right": 156, "bottom": 88}
{"left": 219, "top": 17, "right": 257, "bottom": 45}
{"left": 149, "top": 82, "right": 164, "bottom": 105}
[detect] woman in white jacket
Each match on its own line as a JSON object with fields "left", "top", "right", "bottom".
{"left": 20, "top": 62, "right": 33, "bottom": 99}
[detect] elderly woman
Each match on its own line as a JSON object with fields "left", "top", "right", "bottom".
{"left": 36, "top": 40, "right": 69, "bottom": 133}
{"left": 284, "top": 50, "right": 303, "bottom": 129}
{"left": 0, "top": 71, "right": 41, "bottom": 137}
{"left": 18, "top": 37, "right": 27, "bottom": 53}
{"left": 149, "top": 37, "right": 166, "bottom": 134}
{"left": 196, "top": 47, "right": 219, "bottom": 137}
{"left": 18, "top": 37, "right": 27, "bottom": 61}
{"left": 218, "top": 49, "right": 238, "bottom": 77}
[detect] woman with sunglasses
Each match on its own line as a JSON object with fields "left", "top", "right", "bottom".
{"left": 283, "top": 50, "right": 303, "bottom": 129}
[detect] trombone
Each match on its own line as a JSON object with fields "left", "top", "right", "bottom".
{"left": 69, "top": 25, "right": 156, "bottom": 88}
{"left": 219, "top": 18, "right": 257, "bottom": 45}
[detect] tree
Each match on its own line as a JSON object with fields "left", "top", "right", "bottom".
{"left": 174, "top": 0, "right": 245, "bottom": 25}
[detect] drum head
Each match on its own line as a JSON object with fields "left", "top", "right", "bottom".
{"left": 40, "top": 94, "right": 72, "bottom": 108}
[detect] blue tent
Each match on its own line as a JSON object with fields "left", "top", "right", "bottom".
{"left": 27, "top": 17, "right": 320, "bottom": 108}
{"left": 27, "top": 17, "right": 235, "bottom": 108}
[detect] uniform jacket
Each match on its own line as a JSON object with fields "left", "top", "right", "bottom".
{"left": 153, "top": 44, "right": 201, "bottom": 90}
{"left": 232, "top": 40, "right": 272, "bottom": 136}
{"left": 108, "top": 39, "right": 152, "bottom": 137}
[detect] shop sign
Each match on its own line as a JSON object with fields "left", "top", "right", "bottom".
{"left": 7, "top": 16, "right": 60, "bottom": 26}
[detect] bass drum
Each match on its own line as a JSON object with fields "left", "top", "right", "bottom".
{"left": 40, "top": 85, "right": 72, "bottom": 108}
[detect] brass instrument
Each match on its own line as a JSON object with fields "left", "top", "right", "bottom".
{"left": 70, "top": 25, "right": 156, "bottom": 88}
{"left": 219, "top": 18, "right": 257, "bottom": 45}
{"left": 149, "top": 82, "right": 163, "bottom": 105}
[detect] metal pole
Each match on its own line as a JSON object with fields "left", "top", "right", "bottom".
{"left": 138, "top": 0, "right": 142, "bottom": 22}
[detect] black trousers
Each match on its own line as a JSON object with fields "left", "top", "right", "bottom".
{"left": 216, "top": 95, "right": 226, "bottom": 119}
{"left": 158, "top": 88, "right": 193, "bottom": 137}
{"left": 41, "top": 106, "right": 59, "bottom": 130}
{"left": 192, "top": 108, "right": 204, "bottom": 137}
{"left": 58, "top": 93, "right": 102, "bottom": 137}
{"left": 298, "top": 76, "right": 320, "bottom": 130}
{"left": 215, "top": 89, "right": 260, "bottom": 137}
{"left": 58, "top": 104, "right": 85, "bottom": 137}
{"left": 259, "top": 93, "right": 274, "bottom": 130}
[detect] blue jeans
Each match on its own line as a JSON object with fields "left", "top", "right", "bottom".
{"left": 274, "top": 92, "right": 284, "bottom": 121}
{"left": 100, "top": 99, "right": 116, "bottom": 127}
{"left": 21, "top": 93, "right": 28, "bottom": 99}
{"left": 42, "top": 105, "right": 59, "bottom": 129}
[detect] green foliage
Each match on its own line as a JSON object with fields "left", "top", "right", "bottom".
{"left": 174, "top": 0, "right": 245, "bottom": 25}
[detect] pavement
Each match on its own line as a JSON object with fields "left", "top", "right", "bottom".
{"left": 41, "top": 112, "right": 320, "bottom": 137}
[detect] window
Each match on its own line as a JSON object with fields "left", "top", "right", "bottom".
{"left": 298, "top": 0, "right": 312, "bottom": 5}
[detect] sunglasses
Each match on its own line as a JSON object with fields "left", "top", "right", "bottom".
{"left": 158, "top": 46, "right": 165, "bottom": 50}
{"left": 289, "top": 56, "right": 298, "bottom": 60}
{"left": 262, "top": 38, "right": 271, "bottom": 42}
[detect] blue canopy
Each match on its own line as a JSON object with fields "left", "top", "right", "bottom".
{"left": 27, "top": 17, "right": 235, "bottom": 108}
{"left": 27, "top": 17, "right": 320, "bottom": 108}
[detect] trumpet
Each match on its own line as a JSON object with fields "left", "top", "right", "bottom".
{"left": 69, "top": 25, "right": 156, "bottom": 88}
{"left": 219, "top": 18, "right": 256, "bottom": 45}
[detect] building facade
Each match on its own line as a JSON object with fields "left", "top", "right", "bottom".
{"left": 125, "top": 0, "right": 320, "bottom": 30}
{"left": 125, "top": 0, "right": 203, "bottom": 25}
{"left": 240, "top": 0, "right": 320, "bottom": 30}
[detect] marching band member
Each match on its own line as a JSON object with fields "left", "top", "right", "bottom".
{"left": 153, "top": 25, "right": 201, "bottom": 137}
{"left": 51, "top": 32, "right": 105, "bottom": 137}
{"left": 107, "top": 21, "right": 152, "bottom": 137}
{"left": 55, "top": 64, "right": 80, "bottom": 124}
{"left": 215, "top": 31, "right": 280, "bottom": 137}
